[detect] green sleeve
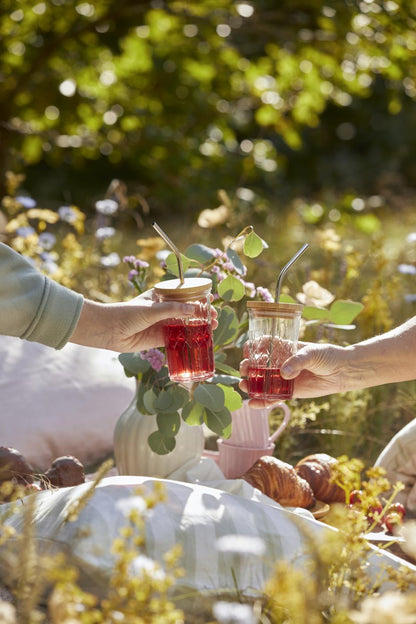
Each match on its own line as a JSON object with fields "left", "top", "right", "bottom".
{"left": 0, "top": 243, "right": 84, "bottom": 349}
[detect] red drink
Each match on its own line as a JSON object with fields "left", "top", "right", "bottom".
{"left": 247, "top": 366, "right": 294, "bottom": 400}
{"left": 163, "top": 320, "right": 214, "bottom": 382}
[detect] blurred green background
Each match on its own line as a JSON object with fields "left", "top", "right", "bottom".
{"left": 2, "top": 0, "right": 416, "bottom": 466}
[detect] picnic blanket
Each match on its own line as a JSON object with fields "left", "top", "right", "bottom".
{"left": 1, "top": 469, "right": 414, "bottom": 600}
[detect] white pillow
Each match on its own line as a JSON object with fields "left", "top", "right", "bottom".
{"left": 0, "top": 336, "right": 135, "bottom": 471}
{"left": 1, "top": 476, "right": 413, "bottom": 600}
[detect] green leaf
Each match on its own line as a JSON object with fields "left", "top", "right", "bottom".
{"left": 218, "top": 275, "right": 246, "bottom": 301}
{"left": 203, "top": 406, "right": 232, "bottom": 437}
{"left": 154, "top": 388, "right": 187, "bottom": 413}
{"left": 210, "top": 373, "right": 241, "bottom": 385}
{"left": 302, "top": 306, "right": 329, "bottom": 321}
{"left": 136, "top": 383, "right": 152, "bottom": 415}
{"left": 328, "top": 300, "right": 364, "bottom": 325}
{"left": 165, "top": 252, "right": 191, "bottom": 277}
{"left": 185, "top": 243, "right": 216, "bottom": 263}
{"left": 147, "top": 431, "right": 176, "bottom": 455}
{"left": 118, "top": 353, "right": 150, "bottom": 376}
{"left": 213, "top": 305, "right": 239, "bottom": 345}
{"left": 156, "top": 412, "right": 181, "bottom": 436}
{"left": 243, "top": 231, "right": 267, "bottom": 258}
{"left": 214, "top": 360, "right": 241, "bottom": 377}
{"left": 194, "top": 384, "right": 225, "bottom": 411}
{"left": 278, "top": 294, "right": 297, "bottom": 304}
{"left": 218, "top": 384, "right": 243, "bottom": 412}
{"left": 182, "top": 401, "right": 205, "bottom": 425}
{"left": 143, "top": 388, "right": 157, "bottom": 413}
{"left": 226, "top": 248, "right": 245, "bottom": 275}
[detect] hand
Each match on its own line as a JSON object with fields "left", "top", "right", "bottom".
{"left": 239, "top": 341, "right": 349, "bottom": 405}
{"left": 71, "top": 288, "right": 218, "bottom": 353}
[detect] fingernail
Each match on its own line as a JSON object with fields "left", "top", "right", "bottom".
{"left": 281, "top": 365, "right": 293, "bottom": 377}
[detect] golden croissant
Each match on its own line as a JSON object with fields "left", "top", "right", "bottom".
{"left": 243, "top": 456, "right": 315, "bottom": 508}
{"left": 295, "top": 453, "right": 345, "bottom": 504}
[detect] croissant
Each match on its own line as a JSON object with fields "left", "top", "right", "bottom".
{"left": 243, "top": 456, "right": 315, "bottom": 509}
{"left": 295, "top": 453, "right": 345, "bottom": 504}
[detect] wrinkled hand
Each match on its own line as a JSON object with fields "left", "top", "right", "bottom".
{"left": 239, "top": 341, "right": 349, "bottom": 406}
{"left": 71, "top": 289, "right": 218, "bottom": 353}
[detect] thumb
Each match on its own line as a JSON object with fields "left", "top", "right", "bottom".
{"left": 280, "top": 350, "right": 314, "bottom": 379}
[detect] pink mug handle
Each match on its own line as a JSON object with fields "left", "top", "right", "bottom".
{"left": 269, "top": 402, "right": 291, "bottom": 443}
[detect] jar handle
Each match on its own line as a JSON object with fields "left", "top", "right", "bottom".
{"left": 269, "top": 403, "right": 291, "bottom": 443}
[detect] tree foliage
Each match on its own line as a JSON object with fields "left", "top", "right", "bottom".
{"left": 2, "top": 0, "right": 416, "bottom": 211}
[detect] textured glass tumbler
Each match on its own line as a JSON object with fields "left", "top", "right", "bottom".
{"left": 246, "top": 301, "right": 303, "bottom": 400}
{"left": 154, "top": 277, "right": 215, "bottom": 383}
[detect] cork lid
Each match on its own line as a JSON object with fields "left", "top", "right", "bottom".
{"left": 154, "top": 277, "right": 212, "bottom": 299}
{"left": 247, "top": 301, "right": 303, "bottom": 315}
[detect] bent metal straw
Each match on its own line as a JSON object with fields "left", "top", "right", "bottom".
{"left": 152, "top": 221, "right": 185, "bottom": 285}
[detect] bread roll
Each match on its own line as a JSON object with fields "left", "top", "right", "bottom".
{"left": 295, "top": 453, "right": 344, "bottom": 504}
{"left": 243, "top": 456, "right": 315, "bottom": 508}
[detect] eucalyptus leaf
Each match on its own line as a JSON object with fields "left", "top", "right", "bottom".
{"left": 226, "top": 248, "right": 245, "bottom": 275}
{"left": 279, "top": 294, "right": 297, "bottom": 304}
{"left": 243, "top": 230, "right": 267, "bottom": 258}
{"left": 218, "top": 384, "right": 243, "bottom": 412}
{"left": 185, "top": 243, "right": 216, "bottom": 263}
{"left": 218, "top": 275, "right": 246, "bottom": 302}
{"left": 209, "top": 373, "right": 241, "bottom": 385}
{"left": 143, "top": 388, "right": 157, "bottom": 413}
{"left": 329, "top": 300, "right": 364, "bottom": 325}
{"left": 154, "top": 388, "right": 183, "bottom": 413}
{"left": 156, "top": 411, "right": 181, "bottom": 436}
{"left": 147, "top": 431, "right": 176, "bottom": 455}
{"left": 213, "top": 305, "right": 239, "bottom": 345}
{"left": 302, "top": 305, "right": 329, "bottom": 321}
{"left": 165, "top": 252, "right": 191, "bottom": 277}
{"left": 136, "top": 383, "right": 151, "bottom": 415}
{"left": 213, "top": 359, "right": 241, "bottom": 377}
{"left": 203, "top": 406, "right": 232, "bottom": 437}
{"left": 194, "top": 384, "right": 225, "bottom": 411}
{"left": 182, "top": 401, "right": 205, "bottom": 425}
{"left": 118, "top": 352, "right": 151, "bottom": 376}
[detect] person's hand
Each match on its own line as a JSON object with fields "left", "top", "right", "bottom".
{"left": 239, "top": 341, "right": 349, "bottom": 405}
{"left": 71, "top": 288, "right": 218, "bottom": 353}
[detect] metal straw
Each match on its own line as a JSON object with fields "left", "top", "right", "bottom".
{"left": 275, "top": 243, "right": 309, "bottom": 302}
{"left": 152, "top": 221, "right": 184, "bottom": 285}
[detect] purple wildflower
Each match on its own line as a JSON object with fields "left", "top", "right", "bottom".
{"left": 140, "top": 349, "right": 165, "bottom": 372}
{"left": 16, "top": 195, "right": 36, "bottom": 209}
{"left": 16, "top": 226, "right": 36, "bottom": 238}
{"left": 256, "top": 286, "right": 274, "bottom": 302}
{"left": 58, "top": 206, "right": 78, "bottom": 223}
{"left": 38, "top": 232, "right": 56, "bottom": 250}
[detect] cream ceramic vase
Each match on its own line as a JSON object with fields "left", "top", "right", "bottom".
{"left": 113, "top": 387, "right": 205, "bottom": 478}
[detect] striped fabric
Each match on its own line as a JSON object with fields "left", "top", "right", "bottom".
{"left": 375, "top": 418, "right": 416, "bottom": 514}
{"left": 1, "top": 475, "right": 414, "bottom": 599}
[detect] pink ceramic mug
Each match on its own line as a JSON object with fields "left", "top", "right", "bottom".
{"left": 217, "top": 439, "right": 275, "bottom": 479}
{"left": 226, "top": 400, "right": 291, "bottom": 448}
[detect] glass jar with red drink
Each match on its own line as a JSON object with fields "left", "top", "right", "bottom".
{"left": 246, "top": 301, "right": 303, "bottom": 400}
{"left": 154, "top": 277, "right": 215, "bottom": 383}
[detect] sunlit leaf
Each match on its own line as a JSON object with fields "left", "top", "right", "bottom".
{"left": 182, "top": 401, "right": 205, "bottom": 425}
{"left": 243, "top": 231, "right": 267, "bottom": 258}
{"left": 329, "top": 300, "right": 364, "bottom": 325}
{"left": 218, "top": 275, "right": 245, "bottom": 301}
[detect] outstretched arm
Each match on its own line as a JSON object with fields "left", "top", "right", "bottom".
{"left": 239, "top": 316, "right": 416, "bottom": 404}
